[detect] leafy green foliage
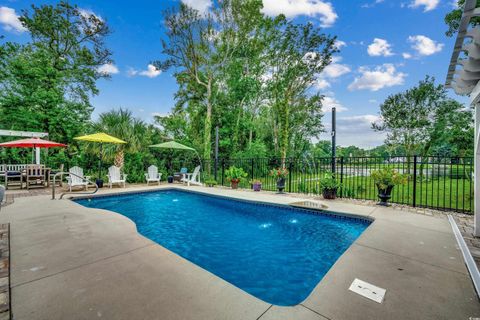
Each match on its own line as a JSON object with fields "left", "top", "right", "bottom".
{"left": 225, "top": 166, "right": 248, "bottom": 181}
{"left": 372, "top": 77, "right": 474, "bottom": 157}
{"left": 269, "top": 167, "right": 289, "bottom": 179}
{"left": 156, "top": 1, "right": 335, "bottom": 163}
{"left": 0, "top": 1, "right": 111, "bottom": 167}
{"left": 445, "top": 0, "right": 480, "bottom": 37}
{"left": 205, "top": 179, "right": 218, "bottom": 187}
{"left": 319, "top": 173, "right": 341, "bottom": 191}
{"left": 371, "top": 168, "right": 408, "bottom": 190}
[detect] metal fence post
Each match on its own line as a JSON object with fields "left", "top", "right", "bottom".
{"left": 250, "top": 158, "right": 254, "bottom": 181}
{"left": 221, "top": 159, "right": 225, "bottom": 186}
{"left": 340, "top": 157, "right": 344, "bottom": 198}
{"left": 412, "top": 155, "right": 418, "bottom": 208}
{"left": 288, "top": 160, "right": 293, "bottom": 193}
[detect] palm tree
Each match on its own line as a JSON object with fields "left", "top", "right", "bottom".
{"left": 93, "top": 109, "right": 146, "bottom": 169}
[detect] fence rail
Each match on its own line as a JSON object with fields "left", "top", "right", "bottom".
{"left": 174, "top": 156, "right": 474, "bottom": 214}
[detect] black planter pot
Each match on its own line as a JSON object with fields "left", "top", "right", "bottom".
{"left": 96, "top": 179, "right": 104, "bottom": 188}
{"left": 276, "top": 178, "right": 286, "bottom": 193}
{"left": 167, "top": 176, "right": 174, "bottom": 183}
{"left": 322, "top": 188, "right": 337, "bottom": 200}
{"left": 377, "top": 184, "right": 394, "bottom": 206}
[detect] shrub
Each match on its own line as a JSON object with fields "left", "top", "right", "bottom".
{"left": 269, "top": 167, "right": 289, "bottom": 179}
{"left": 371, "top": 168, "right": 407, "bottom": 190}
{"left": 205, "top": 179, "right": 218, "bottom": 187}
{"left": 319, "top": 172, "right": 341, "bottom": 191}
{"left": 225, "top": 166, "right": 248, "bottom": 182}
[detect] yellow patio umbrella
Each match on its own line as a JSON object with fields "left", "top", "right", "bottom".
{"left": 74, "top": 133, "right": 127, "bottom": 179}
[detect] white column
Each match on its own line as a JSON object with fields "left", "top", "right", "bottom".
{"left": 35, "top": 147, "right": 41, "bottom": 165}
{"left": 475, "top": 103, "right": 480, "bottom": 236}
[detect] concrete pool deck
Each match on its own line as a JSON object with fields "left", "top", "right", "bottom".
{"left": 1, "top": 185, "right": 479, "bottom": 319}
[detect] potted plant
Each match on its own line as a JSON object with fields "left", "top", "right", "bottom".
{"left": 205, "top": 179, "right": 217, "bottom": 187}
{"left": 371, "top": 168, "right": 407, "bottom": 206}
{"left": 269, "top": 167, "right": 289, "bottom": 193}
{"left": 319, "top": 173, "right": 341, "bottom": 199}
{"left": 250, "top": 179, "right": 262, "bottom": 192}
{"left": 225, "top": 166, "right": 248, "bottom": 189}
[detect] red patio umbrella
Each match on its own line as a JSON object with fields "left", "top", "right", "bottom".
{"left": 0, "top": 137, "right": 67, "bottom": 164}
{"left": 0, "top": 137, "right": 67, "bottom": 148}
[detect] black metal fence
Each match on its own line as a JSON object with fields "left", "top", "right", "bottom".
{"left": 171, "top": 156, "right": 474, "bottom": 214}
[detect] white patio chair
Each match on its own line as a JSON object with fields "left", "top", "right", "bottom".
{"left": 181, "top": 165, "right": 202, "bottom": 186}
{"left": 67, "top": 166, "right": 90, "bottom": 191}
{"left": 145, "top": 165, "right": 161, "bottom": 185}
{"left": 107, "top": 165, "right": 127, "bottom": 188}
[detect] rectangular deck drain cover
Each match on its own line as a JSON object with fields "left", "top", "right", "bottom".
{"left": 349, "top": 279, "right": 386, "bottom": 303}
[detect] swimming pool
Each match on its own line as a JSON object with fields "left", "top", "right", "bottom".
{"left": 75, "top": 189, "right": 371, "bottom": 306}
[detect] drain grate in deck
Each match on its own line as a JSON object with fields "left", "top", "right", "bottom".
{"left": 349, "top": 278, "right": 386, "bottom": 304}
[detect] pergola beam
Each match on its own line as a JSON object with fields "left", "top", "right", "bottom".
{"left": 446, "top": 0, "right": 480, "bottom": 237}
{"left": 0, "top": 130, "right": 48, "bottom": 138}
{"left": 0, "top": 130, "right": 48, "bottom": 164}
{"left": 446, "top": 0, "right": 479, "bottom": 87}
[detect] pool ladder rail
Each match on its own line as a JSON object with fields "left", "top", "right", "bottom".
{"left": 51, "top": 171, "right": 98, "bottom": 200}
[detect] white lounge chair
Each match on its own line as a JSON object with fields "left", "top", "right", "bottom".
{"left": 67, "top": 166, "right": 90, "bottom": 191}
{"left": 107, "top": 166, "right": 127, "bottom": 188}
{"left": 145, "top": 165, "right": 161, "bottom": 185}
{"left": 181, "top": 165, "right": 202, "bottom": 186}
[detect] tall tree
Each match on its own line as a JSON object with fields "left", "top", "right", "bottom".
{"left": 266, "top": 18, "right": 335, "bottom": 164}
{"left": 156, "top": 1, "right": 335, "bottom": 164}
{"left": 20, "top": 1, "right": 112, "bottom": 102}
{"left": 0, "top": 1, "right": 112, "bottom": 145}
{"left": 155, "top": 3, "right": 219, "bottom": 166}
{"left": 372, "top": 77, "right": 473, "bottom": 157}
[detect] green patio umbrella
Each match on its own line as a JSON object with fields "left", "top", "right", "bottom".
{"left": 149, "top": 141, "right": 196, "bottom": 151}
{"left": 149, "top": 141, "right": 201, "bottom": 174}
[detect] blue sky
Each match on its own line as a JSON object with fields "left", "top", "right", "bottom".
{"left": 0, "top": 0, "right": 465, "bottom": 148}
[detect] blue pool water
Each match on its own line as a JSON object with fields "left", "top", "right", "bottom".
{"left": 75, "top": 190, "right": 370, "bottom": 306}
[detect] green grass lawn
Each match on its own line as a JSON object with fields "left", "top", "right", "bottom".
{"left": 208, "top": 169, "right": 474, "bottom": 213}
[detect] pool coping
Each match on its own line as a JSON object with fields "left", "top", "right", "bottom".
{"left": 69, "top": 186, "right": 375, "bottom": 225}
{"left": 70, "top": 187, "right": 374, "bottom": 306}
{"left": 4, "top": 185, "right": 480, "bottom": 319}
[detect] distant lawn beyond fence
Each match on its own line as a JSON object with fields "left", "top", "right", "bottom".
{"left": 186, "top": 156, "right": 474, "bottom": 214}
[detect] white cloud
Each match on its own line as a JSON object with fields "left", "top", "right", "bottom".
{"left": 348, "top": 64, "right": 406, "bottom": 91}
{"left": 407, "top": 35, "right": 443, "bottom": 56}
{"left": 334, "top": 40, "right": 347, "bottom": 50}
{"left": 315, "top": 56, "right": 350, "bottom": 90}
{"left": 367, "top": 38, "right": 394, "bottom": 57}
{"left": 322, "top": 95, "right": 348, "bottom": 112}
{"left": 0, "top": 7, "right": 26, "bottom": 33}
{"left": 409, "top": 0, "right": 439, "bottom": 11}
{"left": 152, "top": 112, "right": 170, "bottom": 118}
{"left": 129, "top": 64, "right": 161, "bottom": 78}
{"left": 321, "top": 114, "right": 386, "bottom": 148}
{"left": 181, "top": 0, "right": 212, "bottom": 14}
{"left": 316, "top": 78, "right": 331, "bottom": 89}
{"left": 261, "top": 0, "right": 338, "bottom": 28}
{"left": 97, "top": 63, "right": 119, "bottom": 75}
{"left": 361, "top": 0, "right": 385, "bottom": 8}
{"left": 139, "top": 64, "right": 161, "bottom": 78}
{"left": 323, "top": 60, "right": 351, "bottom": 78}
{"left": 402, "top": 52, "right": 413, "bottom": 59}
{"left": 78, "top": 8, "right": 103, "bottom": 21}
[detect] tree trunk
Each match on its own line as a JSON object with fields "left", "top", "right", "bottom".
{"left": 233, "top": 105, "right": 243, "bottom": 151}
{"left": 114, "top": 148, "right": 124, "bottom": 169}
{"left": 273, "top": 120, "right": 279, "bottom": 155}
{"left": 280, "top": 104, "right": 289, "bottom": 169}
{"left": 203, "top": 78, "right": 213, "bottom": 174}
